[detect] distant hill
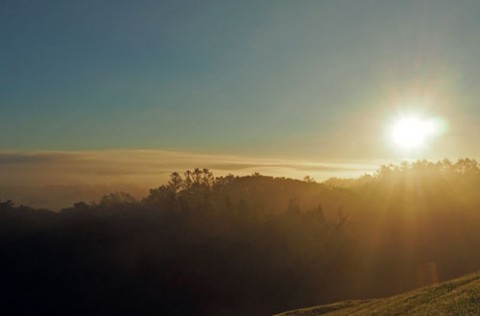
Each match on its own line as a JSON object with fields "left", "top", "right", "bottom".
{"left": 275, "top": 272, "right": 480, "bottom": 316}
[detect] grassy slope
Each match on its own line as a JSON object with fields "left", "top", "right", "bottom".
{"left": 275, "top": 272, "right": 480, "bottom": 316}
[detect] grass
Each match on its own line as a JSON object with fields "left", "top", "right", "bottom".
{"left": 274, "top": 272, "right": 480, "bottom": 316}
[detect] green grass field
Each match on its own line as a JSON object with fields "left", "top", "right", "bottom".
{"left": 275, "top": 272, "right": 480, "bottom": 316}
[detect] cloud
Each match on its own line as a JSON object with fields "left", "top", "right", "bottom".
{"left": 0, "top": 149, "right": 379, "bottom": 209}
{"left": 0, "top": 149, "right": 378, "bottom": 185}
{"left": 0, "top": 152, "right": 68, "bottom": 165}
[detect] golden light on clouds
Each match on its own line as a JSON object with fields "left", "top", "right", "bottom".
{"left": 0, "top": 149, "right": 379, "bottom": 209}
{"left": 0, "top": 149, "right": 377, "bottom": 185}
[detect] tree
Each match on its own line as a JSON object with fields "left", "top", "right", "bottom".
{"left": 202, "top": 168, "right": 214, "bottom": 188}
{"left": 183, "top": 170, "right": 193, "bottom": 190}
{"left": 286, "top": 197, "right": 301, "bottom": 215}
{"left": 303, "top": 175, "right": 316, "bottom": 183}
{"left": 0, "top": 200, "right": 14, "bottom": 210}
{"left": 168, "top": 172, "right": 183, "bottom": 194}
{"left": 100, "top": 192, "right": 137, "bottom": 206}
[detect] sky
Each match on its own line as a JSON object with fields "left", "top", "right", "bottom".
{"left": 2, "top": 0, "right": 480, "bottom": 199}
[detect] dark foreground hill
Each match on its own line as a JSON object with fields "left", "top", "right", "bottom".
{"left": 2, "top": 161, "right": 480, "bottom": 315}
{"left": 275, "top": 272, "right": 480, "bottom": 316}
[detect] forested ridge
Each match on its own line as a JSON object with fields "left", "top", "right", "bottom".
{"left": 2, "top": 159, "right": 480, "bottom": 315}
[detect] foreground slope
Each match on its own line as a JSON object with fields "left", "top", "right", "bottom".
{"left": 275, "top": 272, "right": 480, "bottom": 316}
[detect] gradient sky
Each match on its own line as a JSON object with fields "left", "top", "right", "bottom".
{"left": 2, "top": 0, "right": 480, "bottom": 161}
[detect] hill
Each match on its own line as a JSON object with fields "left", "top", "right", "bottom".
{"left": 275, "top": 272, "right": 480, "bottom": 316}
{"left": 3, "top": 161, "right": 480, "bottom": 315}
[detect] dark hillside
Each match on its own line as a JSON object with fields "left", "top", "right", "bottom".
{"left": 2, "top": 160, "right": 480, "bottom": 315}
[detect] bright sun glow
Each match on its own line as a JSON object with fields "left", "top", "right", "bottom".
{"left": 391, "top": 117, "right": 436, "bottom": 149}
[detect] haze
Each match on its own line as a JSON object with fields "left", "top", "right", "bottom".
{"left": 2, "top": 1, "right": 480, "bottom": 203}
{"left": 3, "top": 2, "right": 480, "bottom": 316}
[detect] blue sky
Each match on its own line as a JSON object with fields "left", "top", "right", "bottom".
{"left": 2, "top": 0, "right": 480, "bottom": 160}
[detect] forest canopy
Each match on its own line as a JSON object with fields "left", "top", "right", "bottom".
{"left": 2, "top": 159, "right": 480, "bottom": 316}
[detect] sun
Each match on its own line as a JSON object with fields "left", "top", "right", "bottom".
{"left": 391, "top": 117, "right": 435, "bottom": 149}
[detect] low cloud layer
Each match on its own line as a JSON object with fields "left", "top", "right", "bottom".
{"left": 0, "top": 149, "right": 378, "bottom": 209}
